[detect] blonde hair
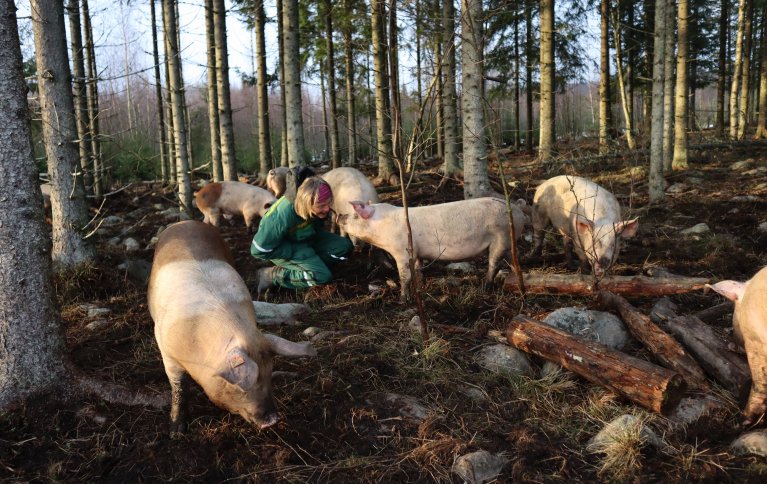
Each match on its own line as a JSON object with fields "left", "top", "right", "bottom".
{"left": 294, "top": 176, "right": 332, "bottom": 219}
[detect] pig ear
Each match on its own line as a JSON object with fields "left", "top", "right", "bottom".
{"left": 616, "top": 218, "right": 639, "bottom": 238}
{"left": 264, "top": 333, "right": 317, "bottom": 357}
{"left": 350, "top": 201, "right": 375, "bottom": 219}
{"left": 218, "top": 349, "right": 259, "bottom": 389}
{"left": 706, "top": 281, "right": 746, "bottom": 303}
{"left": 575, "top": 219, "right": 594, "bottom": 234}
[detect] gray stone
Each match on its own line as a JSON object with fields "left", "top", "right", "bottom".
{"left": 666, "top": 183, "right": 688, "bottom": 194}
{"left": 731, "top": 159, "right": 755, "bottom": 171}
{"left": 759, "top": 222, "right": 767, "bottom": 234}
{"left": 252, "top": 301, "right": 309, "bottom": 326}
{"left": 731, "top": 431, "right": 767, "bottom": 457}
{"left": 106, "top": 237, "right": 121, "bottom": 247}
{"left": 452, "top": 450, "right": 509, "bottom": 484}
{"left": 742, "top": 167, "right": 767, "bottom": 176}
{"left": 87, "top": 307, "right": 111, "bottom": 319}
{"left": 667, "top": 396, "right": 727, "bottom": 427}
{"left": 123, "top": 237, "right": 141, "bottom": 252}
{"left": 649, "top": 298, "right": 678, "bottom": 325}
{"left": 378, "top": 393, "right": 429, "bottom": 421}
{"left": 731, "top": 195, "right": 761, "bottom": 203}
{"left": 85, "top": 319, "right": 110, "bottom": 331}
{"left": 100, "top": 215, "right": 124, "bottom": 226}
{"left": 543, "top": 307, "right": 630, "bottom": 350}
{"left": 302, "top": 326, "right": 322, "bottom": 338}
{"left": 588, "top": 414, "right": 664, "bottom": 452}
{"left": 446, "top": 262, "right": 475, "bottom": 273}
{"left": 681, "top": 223, "right": 711, "bottom": 235}
{"left": 118, "top": 259, "right": 152, "bottom": 284}
{"left": 475, "top": 344, "right": 535, "bottom": 377}
{"left": 686, "top": 177, "right": 705, "bottom": 185}
{"left": 403, "top": 315, "right": 422, "bottom": 332}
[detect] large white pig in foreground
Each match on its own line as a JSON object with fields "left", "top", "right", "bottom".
{"left": 321, "top": 167, "right": 380, "bottom": 243}
{"left": 148, "top": 221, "right": 316, "bottom": 434}
{"left": 336, "top": 198, "right": 527, "bottom": 299}
{"left": 529, "top": 175, "right": 638, "bottom": 276}
{"left": 194, "top": 181, "right": 276, "bottom": 231}
{"left": 708, "top": 266, "right": 767, "bottom": 424}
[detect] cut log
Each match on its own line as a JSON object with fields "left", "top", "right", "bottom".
{"left": 694, "top": 302, "right": 733, "bottom": 325}
{"left": 507, "top": 315, "right": 686, "bottom": 414}
{"left": 504, "top": 273, "right": 709, "bottom": 297}
{"left": 597, "top": 291, "right": 711, "bottom": 390}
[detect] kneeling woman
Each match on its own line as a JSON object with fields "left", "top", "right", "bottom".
{"left": 251, "top": 176, "right": 353, "bottom": 292}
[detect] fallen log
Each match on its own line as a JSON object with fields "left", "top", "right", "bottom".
{"left": 504, "top": 272, "right": 709, "bottom": 297}
{"left": 507, "top": 315, "right": 686, "bottom": 414}
{"left": 597, "top": 291, "right": 710, "bottom": 390}
{"left": 694, "top": 302, "right": 733, "bottom": 325}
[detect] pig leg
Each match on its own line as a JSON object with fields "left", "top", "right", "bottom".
{"left": 528, "top": 209, "right": 546, "bottom": 258}
{"left": 743, "top": 337, "right": 767, "bottom": 424}
{"left": 242, "top": 208, "right": 256, "bottom": 232}
{"left": 165, "top": 364, "right": 191, "bottom": 436}
{"left": 395, "top": 255, "right": 412, "bottom": 301}
{"left": 486, "top": 241, "right": 506, "bottom": 284}
{"left": 206, "top": 208, "right": 222, "bottom": 227}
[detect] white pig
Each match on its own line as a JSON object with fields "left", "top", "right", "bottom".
{"left": 266, "top": 166, "right": 290, "bottom": 197}
{"left": 529, "top": 175, "right": 638, "bottom": 276}
{"left": 321, "top": 167, "right": 380, "bottom": 244}
{"left": 148, "top": 220, "right": 316, "bottom": 434}
{"left": 194, "top": 181, "right": 276, "bottom": 231}
{"left": 708, "top": 266, "right": 767, "bottom": 424}
{"left": 336, "top": 198, "right": 527, "bottom": 299}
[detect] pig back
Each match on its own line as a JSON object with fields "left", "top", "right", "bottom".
{"left": 321, "top": 167, "right": 379, "bottom": 214}
{"left": 151, "top": 221, "right": 235, "bottom": 269}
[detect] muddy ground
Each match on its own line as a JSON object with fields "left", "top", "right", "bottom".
{"left": 2, "top": 138, "right": 767, "bottom": 482}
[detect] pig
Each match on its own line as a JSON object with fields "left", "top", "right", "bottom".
{"left": 266, "top": 166, "right": 290, "bottom": 197}
{"left": 336, "top": 197, "right": 527, "bottom": 299}
{"left": 708, "top": 266, "right": 767, "bottom": 424}
{"left": 194, "top": 181, "right": 276, "bottom": 231}
{"left": 528, "top": 175, "right": 638, "bottom": 277}
{"left": 320, "top": 167, "right": 380, "bottom": 244}
{"left": 148, "top": 220, "right": 316, "bottom": 434}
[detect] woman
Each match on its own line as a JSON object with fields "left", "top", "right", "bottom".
{"left": 251, "top": 176, "right": 353, "bottom": 293}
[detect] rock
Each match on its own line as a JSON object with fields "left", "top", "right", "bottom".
{"left": 377, "top": 393, "right": 429, "bottom": 421}
{"left": 302, "top": 326, "right": 322, "bottom": 338}
{"left": 667, "top": 396, "right": 727, "bottom": 427}
{"left": 759, "top": 222, "right": 767, "bottom": 234}
{"left": 686, "top": 177, "right": 705, "bottom": 185}
{"left": 452, "top": 450, "right": 509, "bottom": 484}
{"left": 403, "top": 315, "right": 422, "bottom": 332}
{"left": 540, "top": 361, "right": 563, "bottom": 378}
{"left": 681, "top": 223, "right": 711, "bottom": 236}
{"left": 588, "top": 415, "right": 664, "bottom": 452}
{"left": 100, "top": 215, "right": 124, "bottom": 226}
{"left": 543, "top": 307, "right": 630, "bottom": 350}
{"left": 252, "top": 301, "right": 309, "bottom": 326}
{"left": 106, "top": 237, "right": 121, "bottom": 247}
{"left": 87, "top": 307, "right": 111, "bottom": 319}
{"left": 475, "top": 344, "right": 535, "bottom": 377}
{"left": 731, "top": 195, "right": 761, "bottom": 203}
{"left": 446, "top": 262, "right": 475, "bottom": 273}
{"left": 666, "top": 183, "right": 688, "bottom": 194}
{"left": 730, "top": 159, "right": 754, "bottom": 171}
{"left": 146, "top": 236, "right": 160, "bottom": 250}
{"left": 153, "top": 203, "right": 164, "bottom": 210}
{"left": 649, "top": 298, "right": 679, "bottom": 325}
{"left": 85, "top": 319, "right": 110, "bottom": 331}
{"left": 118, "top": 259, "right": 152, "bottom": 284}
{"left": 731, "top": 431, "right": 767, "bottom": 457}
{"left": 460, "top": 386, "right": 488, "bottom": 402}
{"left": 123, "top": 237, "right": 141, "bottom": 252}
{"left": 310, "top": 330, "right": 348, "bottom": 342}
{"left": 127, "top": 207, "right": 151, "bottom": 219}
{"left": 742, "top": 167, "right": 767, "bottom": 176}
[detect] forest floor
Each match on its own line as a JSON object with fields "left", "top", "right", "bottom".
{"left": 2, "top": 134, "right": 767, "bottom": 482}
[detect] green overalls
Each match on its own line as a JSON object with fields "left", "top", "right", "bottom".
{"left": 251, "top": 196, "right": 353, "bottom": 289}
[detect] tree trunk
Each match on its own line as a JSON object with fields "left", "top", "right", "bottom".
{"left": 81, "top": 0, "right": 101, "bottom": 196}
{"left": 371, "top": 0, "right": 393, "bottom": 180}
{"left": 163, "top": 0, "right": 192, "bottom": 214}
{"left": 150, "top": 0, "right": 168, "bottom": 182}
{"left": 649, "top": 0, "right": 667, "bottom": 203}
{"left": 32, "top": 0, "right": 94, "bottom": 268}
{"left": 504, "top": 272, "right": 710, "bottom": 296}
{"left": 0, "top": 0, "right": 71, "bottom": 408}
{"left": 507, "top": 316, "right": 686, "bottom": 414}
{"left": 277, "top": 0, "right": 288, "bottom": 167}
{"left": 716, "top": 0, "right": 728, "bottom": 137}
{"left": 642, "top": 0, "right": 655, "bottom": 135}
{"left": 613, "top": 1, "right": 635, "bottom": 149}
{"left": 388, "top": 0, "right": 403, "bottom": 168}
{"left": 661, "top": 0, "right": 674, "bottom": 171}
{"left": 599, "top": 0, "right": 611, "bottom": 151}
{"left": 442, "top": 0, "right": 460, "bottom": 175}
{"left": 66, "top": 0, "right": 91, "bottom": 188}
{"left": 525, "top": 0, "right": 533, "bottom": 151}
{"left": 162, "top": 6, "right": 177, "bottom": 183}
{"left": 461, "top": 0, "right": 489, "bottom": 198}
{"left": 730, "top": 0, "right": 747, "bottom": 139}
{"left": 213, "top": 0, "right": 237, "bottom": 178}
{"left": 119, "top": 2, "right": 134, "bottom": 132}
{"left": 434, "top": 19, "right": 444, "bottom": 162}
{"left": 755, "top": 3, "right": 767, "bottom": 138}
{"left": 737, "top": 0, "right": 754, "bottom": 140}
{"left": 513, "top": 16, "right": 520, "bottom": 150}
{"left": 320, "top": 66, "right": 330, "bottom": 159}
{"left": 254, "top": 0, "right": 273, "bottom": 176}
{"left": 283, "top": 0, "right": 306, "bottom": 167}
{"left": 205, "top": 0, "right": 222, "bottom": 181}
{"left": 538, "top": 0, "right": 555, "bottom": 162}
{"left": 325, "top": 0, "right": 341, "bottom": 168}
{"left": 672, "top": 0, "right": 689, "bottom": 169}
{"left": 343, "top": 0, "right": 357, "bottom": 165}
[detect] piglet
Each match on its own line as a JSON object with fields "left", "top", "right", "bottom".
{"left": 708, "top": 266, "right": 767, "bottom": 424}
{"left": 148, "top": 220, "right": 316, "bottom": 434}
{"left": 194, "top": 181, "right": 276, "bottom": 231}
{"left": 337, "top": 198, "right": 527, "bottom": 299}
{"left": 320, "top": 167, "right": 379, "bottom": 244}
{"left": 266, "top": 166, "right": 290, "bottom": 197}
{"left": 529, "top": 175, "right": 638, "bottom": 276}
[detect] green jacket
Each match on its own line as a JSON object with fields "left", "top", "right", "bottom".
{"left": 250, "top": 196, "right": 324, "bottom": 261}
